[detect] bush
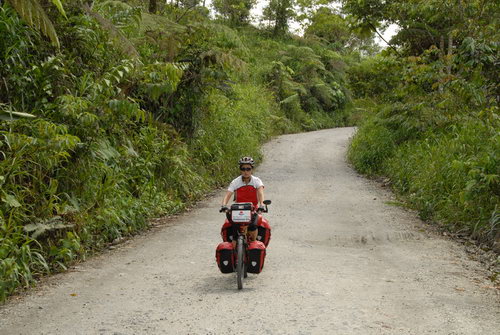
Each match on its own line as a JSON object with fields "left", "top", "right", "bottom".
{"left": 347, "top": 32, "right": 499, "bottom": 247}
{"left": 347, "top": 54, "right": 401, "bottom": 99}
{"left": 348, "top": 116, "right": 396, "bottom": 175}
{"left": 388, "top": 118, "right": 499, "bottom": 239}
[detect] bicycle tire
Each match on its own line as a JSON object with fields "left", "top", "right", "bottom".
{"left": 236, "top": 236, "right": 244, "bottom": 290}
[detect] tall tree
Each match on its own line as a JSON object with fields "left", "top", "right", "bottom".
{"left": 262, "top": 0, "right": 296, "bottom": 35}
{"left": 341, "top": 0, "right": 499, "bottom": 56}
{"left": 304, "top": 6, "right": 378, "bottom": 54}
{"left": 212, "top": 0, "right": 256, "bottom": 26}
{"left": 149, "top": 0, "right": 157, "bottom": 13}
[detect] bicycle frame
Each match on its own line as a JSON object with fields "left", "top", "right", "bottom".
{"left": 225, "top": 208, "right": 259, "bottom": 289}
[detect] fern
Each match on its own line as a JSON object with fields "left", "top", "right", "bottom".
{"left": 24, "top": 216, "right": 74, "bottom": 239}
{"left": 82, "top": 3, "right": 139, "bottom": 59}
{"left": 50, "top": 0, "right": 67, "bottom": 19}
{"left": 199, "top": 49, "right": 246, "bottom": 72}
{"left": 94, "top": 0, "right": 142, "bottom": 33}
{"left": 280, "top": 93, "right": 299, "bottom": 105}
{"left": 5, "top": 0, "right": 66, "bottom": 48}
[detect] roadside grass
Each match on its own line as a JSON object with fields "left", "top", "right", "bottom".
{"left": 349, "top": 112, "right": 499, "bottom": 246}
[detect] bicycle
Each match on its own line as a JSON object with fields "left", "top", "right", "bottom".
{"left": 219, "top": 200, "right": 271, "bottom": 290}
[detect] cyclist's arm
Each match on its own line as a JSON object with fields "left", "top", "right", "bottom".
{"left": 257, "top": 186, "right": 264, "bottom": 207}
{"left": 222, "top": 191, "right": 233, "bottom": 206}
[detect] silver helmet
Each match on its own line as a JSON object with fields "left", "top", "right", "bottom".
{"left": 238, "top": 156, "right": 255, "bottom": 166}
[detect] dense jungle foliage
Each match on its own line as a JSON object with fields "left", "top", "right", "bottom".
{"left": 2, "top": 0, "right": 497, "bottom": 301}
{"left": 346, "top": 0, "right": 499, "bottom": 252}
{"left": 0, "top": 0, "right": 370, "bottom": 300}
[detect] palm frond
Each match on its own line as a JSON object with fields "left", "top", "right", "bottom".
{"left": 50, "top": 0, "right": 67, "bottom": 19}
{"left": 82, "top": 3, "right": 139, "bottom": 59}
{"left": 6, "top": 0, "right": 60, "bottom": 48}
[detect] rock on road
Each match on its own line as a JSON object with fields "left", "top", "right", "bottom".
{"left": 1, "top": 128, "right": 499, "bottom": 335}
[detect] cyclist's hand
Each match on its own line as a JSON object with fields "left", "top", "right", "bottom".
{"left": 219, "top": 206, "right": 229, "bottom": 213}
{"left": 257, "top": 206, "right": 265, "bottom": 213}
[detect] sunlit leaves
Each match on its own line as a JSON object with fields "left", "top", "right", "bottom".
{"left": 140, "top": 62, "right": 185, "bottom": 100}
{"left": 5, "top": 0, "right": 67, "bottom": 48}
{"left": 0, "top": 104, "right": 36, "bottom": 121}
{"left": 50, "top": 0, "right": 67, "bottom": 19}
{"left": 2, "top": 194, "right": 22, "bottom": 208}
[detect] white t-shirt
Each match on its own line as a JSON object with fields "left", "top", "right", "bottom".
{"left": 227, "top": 176, "right": 264, "bottom": 192}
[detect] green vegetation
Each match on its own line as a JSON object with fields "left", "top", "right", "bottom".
{"left": 0, "top": 0, "right": 365, "bottom": 300}
{"left": 6, "top": 0, "right": 494, "bottom": 302}
{"left": 345, "top": 0, "right": 499, "bottom": 248}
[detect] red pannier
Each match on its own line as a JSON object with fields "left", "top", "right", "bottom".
{"left": 221, "top": 216, "right": 271, "bottom": 246}
{"left": 247, "top": 241, "right": 266, "bottom": 274}
{"left": 220, "top": 219, "right": 234, "bottom": 242}
{"left": 216, "top": 242, "right": 234, "bottom": 273}
{"left": 257, "top": 215, "right": 271, "bottom": 247}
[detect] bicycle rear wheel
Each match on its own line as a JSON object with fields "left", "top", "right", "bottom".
{"left": 236, "top": 236, "right": 244, "bottom": 290}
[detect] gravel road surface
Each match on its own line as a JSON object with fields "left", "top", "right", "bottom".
{"left": 1, "top": 127, "right": 498, "bottom": 335}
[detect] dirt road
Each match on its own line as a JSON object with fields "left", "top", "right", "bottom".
{"left": 1, "top": 127, "right": 498, "bottom": 334}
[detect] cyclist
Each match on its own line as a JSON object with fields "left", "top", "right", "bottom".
{"left": 220, "top": 156, "right": 265, "bottom": 241}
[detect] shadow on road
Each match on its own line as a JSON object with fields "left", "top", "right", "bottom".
{"left": 193, "top": 274, "right": 258, "bottom": 294}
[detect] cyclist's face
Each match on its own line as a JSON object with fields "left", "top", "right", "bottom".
{"left": 240, "top": 164, "right": 253, "bottom": 177}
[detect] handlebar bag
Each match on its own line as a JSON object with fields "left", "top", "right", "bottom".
{"left": 230, "top": 203, "right": 253, "bottom": 223}
{"left": 247, "top": 241, "right": 266, "bottom": 274}
{"left": 216, "top": 242, "right": 235, "bottom": 273}
{"left": 230, "top": 202, "right": 253, "bottom": 211}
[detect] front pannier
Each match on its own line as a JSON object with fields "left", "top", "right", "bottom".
{"left": 257, "top": 215, "right": 271, "bottom": 247}
{"left": 220, "top": 219, "right": 234, "bottom": 242}
{"left": 216, "top": 242, "right": 234, "bottom": 273}
{"left": 247, "top": 241, "right": 266, "bottom": 273}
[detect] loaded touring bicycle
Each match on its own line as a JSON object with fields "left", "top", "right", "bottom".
{"left": 216, "top": 200, "right": 271, "bottom": 289}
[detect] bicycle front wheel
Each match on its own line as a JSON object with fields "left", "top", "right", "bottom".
{"left": 236, "top": 236, "right": 244, "bottom": 290}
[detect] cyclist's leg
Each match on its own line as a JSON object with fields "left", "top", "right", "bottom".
{"left": 230, "top": 224, "right": 238, "bottom": 248}
{"left": 247, "top": 214, "right": 258, "bottom": 242}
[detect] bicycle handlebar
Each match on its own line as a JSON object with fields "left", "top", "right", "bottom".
{"left": 220, "top": 201, "right": 271, "bottom": 214}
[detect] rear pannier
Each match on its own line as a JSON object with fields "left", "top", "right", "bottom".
{"left": 257, "top": 215, "right": 271, "bottom": 247}
{"left": 216, "top": 242, "right": 234, "bottom": 273}
{"left": 247, "top": 241, "right": 266, "bottom": 274}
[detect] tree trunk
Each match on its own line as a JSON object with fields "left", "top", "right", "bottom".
{"left": 447, "top": 33, "right": 453, "bottom": 75}
{"left": 457, "top": 0, "right": 465, "bottom": 21}
{"left": 439, "top": 35, "right": 445, "bottom": 92}
{"left": 149, "top": 0, "right": 157, "bottom": 13}
{"left": 273, "top": 1, "right": 281, "bottom": 35}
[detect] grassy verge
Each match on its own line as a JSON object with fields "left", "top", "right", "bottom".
{"left": 347, "top": 51, "right": 499, "bottom": 252}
